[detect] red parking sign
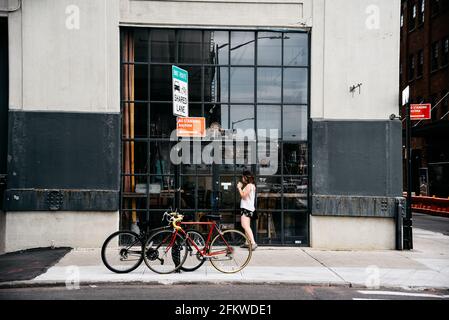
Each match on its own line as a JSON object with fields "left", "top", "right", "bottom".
{"left": 410, "top": 104, "right": 431, "bottom": 120}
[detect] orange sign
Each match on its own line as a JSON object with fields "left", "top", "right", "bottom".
{"left": 176, "top": 117, "right": 206, "bottom": 138}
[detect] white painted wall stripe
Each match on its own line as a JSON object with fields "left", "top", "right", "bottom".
{"left": 358, "top": 291, "right": 449, "bottom": 299}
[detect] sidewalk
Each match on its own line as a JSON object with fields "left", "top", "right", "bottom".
{"left": 1, "top": 228, "right": 448, "bottom": 290}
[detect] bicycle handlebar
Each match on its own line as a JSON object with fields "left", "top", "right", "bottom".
{"left": 171, "top": 215, "right": 184, "bottom": 230}
{"left": 162, "top": 210, "right": 184, "bottom": 229}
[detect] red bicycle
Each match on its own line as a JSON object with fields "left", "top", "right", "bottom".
{"left": 143, "top": 211, "right": 252, "bottom": 274}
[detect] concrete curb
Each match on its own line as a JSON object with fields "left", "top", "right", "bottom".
{"left": 0, "top": 279, "right": 349, "bottom": 289}
{"left": 1, "top": 279, "right": 448, "bottom": 292}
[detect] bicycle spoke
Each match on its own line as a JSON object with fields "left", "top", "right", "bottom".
{"left": 181, "top": 230, "right": 206, "bottom": 272}
{"left": 143, "top": 230, "right": 188, "bottom": 274}
{"left": 101, "top": 231, "right": 144, "bottom": 273}
{"left": 209, "top": 230, "right": 252, "bottom": 274}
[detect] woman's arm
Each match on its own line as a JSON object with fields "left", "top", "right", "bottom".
{"left": 238, "top": 184, "right": 252, "bottom": 200}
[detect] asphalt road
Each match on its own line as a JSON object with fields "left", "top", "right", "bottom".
{"left": 413, "top": 213, "right": 449, "bottom": 236}
{"left": 0, "top": 284, "right": 448, "bottom": 301}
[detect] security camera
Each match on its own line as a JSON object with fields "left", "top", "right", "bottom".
{"left": 390, "top": 114, "right": 400, "bottom": 121}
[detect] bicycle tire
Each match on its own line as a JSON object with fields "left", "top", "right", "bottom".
{"left": 143, "top": 229, "right": 188, "bottom": 274}
{"left": 101, "top": 231, "right": 144, "bottom": 274}
{"left": 180, "top": 230, "right": 206, "bottom": 272}
{"left": 209, "top": 229, "right": 252, "bottom": 274}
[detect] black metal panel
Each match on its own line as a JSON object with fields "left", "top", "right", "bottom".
{"left": 6, "top": 111, "right": 120, "bottom": 211}
{"left": 8, "top": 111, "right": 120, "bottom": 189}
{"left": 311, "top": 120, "right": 402, "bottom": 198}
{"left": 311, "top": 120, "right": 402, "bottom": 218}
{"left": 312, "top": 195, "right": 398, "bottom": 218}
{"left": 5, "top": 189, "right": 119, "bottom": 212}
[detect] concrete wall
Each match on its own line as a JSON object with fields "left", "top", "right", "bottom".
{"left": 8, "top": 0, "right": 120, "bottom": 113}
{"left": 309, "top": 0, "right": 401, "bottom": 250}
{"left": 4, "top": 0, "right": 121, "bottom": 253}
{"left": 0, "top": 211, "right": 6, "bottom": 253}
{"left": 310, "top": 216, "right": 396, "bottom": 250}
{"left": 0, "top": 211, "right": 119, "bottom": 254}
{"left": 118, "top": 0, "right": 400, "bottom": 120}
{"left": 311, "top": 0, "right": 401, "bottom": 120}
{"left": 119, "top": 0, "right": 312, "bottom": 27}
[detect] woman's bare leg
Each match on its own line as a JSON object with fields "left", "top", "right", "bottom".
{"left": 241, "top": 215, "right": 256, "bottom": 245}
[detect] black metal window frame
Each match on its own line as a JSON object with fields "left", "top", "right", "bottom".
{"left": 431, "top": 41, "right": 439, "bottom": 71}
{"left": 408, "top": 54, "right": 415, "bottom": 81}
{"left": 408, "top": 1, "right": 417, "bottom": 31}
{"left": 417, "top": 0, "right": 425, "bottom": 25}
{"left": 417, "top": 49, "right": 424, "bottom": 77}
{"left": 442, "top": 37, "right": 449, "bottom": 67}
{"left": 119, "top": 27, "right": 311, "bottom": 246}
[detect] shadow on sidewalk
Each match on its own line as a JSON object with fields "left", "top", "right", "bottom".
{"left": 0, "top": 247, "right": 72, "bottom": 283}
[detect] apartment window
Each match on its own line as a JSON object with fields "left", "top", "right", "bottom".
{"left": 417, "top": 50, "right": 424, "bottom": 77}
{"left": 408, "top": 54, "right": 415, "bottom": 80}
{"left": 418, "top": 0, "right": 425, "bottom": 25}
{"left": 442, "top": 38, "right": 449, "bottom": 66}
{"left": 409, "top": 3, "right": 417, "bottom": 30}
{"left": 431, "top": 0, "right": 440, "bottom": 16}
{"left": 442, "top": 0, "right": 449, "bottom": 12}
{"left": 431, "top": 42, "right": 439, "bottom": 71}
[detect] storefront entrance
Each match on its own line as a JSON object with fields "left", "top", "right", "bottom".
{"left": 120, "top": 28, "right": 310, "bottom": 245}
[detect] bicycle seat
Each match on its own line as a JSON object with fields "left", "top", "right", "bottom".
{"left": 204, "top": 214, "right": 221, "bottom": 221}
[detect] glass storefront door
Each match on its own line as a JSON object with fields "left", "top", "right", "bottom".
{"left": 120, "top": 28, "right": 310, "bottom": 246}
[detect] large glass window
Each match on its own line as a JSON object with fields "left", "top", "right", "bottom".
{"left": 231, "top": 32, "right": 255, "bottom": 65}
{"left": 257, "top": 68, "right": 282, "bottom": 103}
{"left": 431, "top": 42, "right": 439, "bottom": 71}
{"left": 120, "top": 28, "right": 310, "bottom": 246}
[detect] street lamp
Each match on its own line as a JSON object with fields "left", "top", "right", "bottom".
{"left": 215, "top": 35, "right": 290, "bottom": 54}
{"left": 231, "top": 117, "right": 255, "bottom": 130}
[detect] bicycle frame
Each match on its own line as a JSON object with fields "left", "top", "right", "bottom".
{"left": 177, "top": 221, "right": 233, "bottom": 258}
{"left": 123, "top": 225, "right": 172, "bottom": 255}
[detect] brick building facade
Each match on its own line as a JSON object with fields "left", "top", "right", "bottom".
{"left": 400, "top": 0, "right": 449, "bottom": 197}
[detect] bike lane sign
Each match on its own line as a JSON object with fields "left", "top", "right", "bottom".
{"left": 172, "top": 65, "right": 189, "bottom": 117}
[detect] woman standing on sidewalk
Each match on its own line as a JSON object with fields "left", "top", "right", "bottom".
{"left": 237, "top": 170, "right": 258, "bottom": 250}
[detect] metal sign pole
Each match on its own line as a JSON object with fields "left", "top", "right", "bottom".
{"left": 404, "top": 102, "right": 413, "bottom": 250}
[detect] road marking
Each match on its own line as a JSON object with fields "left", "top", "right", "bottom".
{"left": 358, "top": 291, "right": 449, "bottom": 299}
{"left": 353, "top": 298, "right": 386, "bottom": 301}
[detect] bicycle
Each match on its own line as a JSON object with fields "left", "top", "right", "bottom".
{"left": 143, "top": 212, "right": 252, "bottom": 274}
{"left": 101, "top": 209, "right": 203, "bottom": 274}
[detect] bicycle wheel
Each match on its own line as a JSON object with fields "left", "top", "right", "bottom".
{"left": 143, "top": 229, "right": 188, "bottom": 274}
{"left": 180, "top": 230, "right": 206, "bottom": 272}
{"left": 209, "top": 229, "right": 252, "bottom": 274}
{"left": 101, "top": 231, "right": 144, "bottom": 274}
